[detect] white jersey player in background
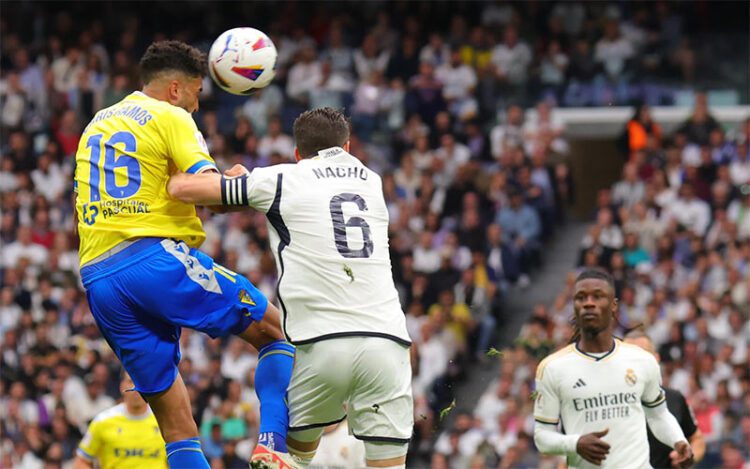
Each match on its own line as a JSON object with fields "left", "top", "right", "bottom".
{"left": 532, "top": 268, "right": 693, "bottom": 468}
{"left": 168, "top": 107, "right": 413, "bottom": 469}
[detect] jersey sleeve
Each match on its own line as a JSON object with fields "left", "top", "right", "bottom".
{"left": 642, "top": 354, "right": 667, "bottom": 408}
{"left": 246, "top": 166, "right": 282, "bottom": 212}
{"left": 77, "top": 420, "right": 102, "bottom": 461}
{"left": 162, "top": 107, "right": 217, "bottom": 174}
{"left": 534, "top": 360, "right": 561, "bottom": 425}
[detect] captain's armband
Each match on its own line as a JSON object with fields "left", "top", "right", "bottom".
{"left": 221, "top": 175, "right": 249, "bottom": 206}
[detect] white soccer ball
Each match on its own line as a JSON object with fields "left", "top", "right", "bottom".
{"left": 207, "top": 27, "right": 277, "bottom": 95}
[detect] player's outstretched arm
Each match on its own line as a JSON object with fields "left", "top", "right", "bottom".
{"left": 167, "top": 169, "right": 242, "bottom": 205}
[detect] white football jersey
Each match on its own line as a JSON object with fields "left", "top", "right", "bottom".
{"left": 534, "top": 339, "right": 666, "bottom": 469}
{"left": 245, "top": 147, "right": 411, "bottom": 346}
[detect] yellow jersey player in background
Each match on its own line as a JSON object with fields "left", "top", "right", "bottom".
{"left": 75, "top": 373, "right": 166, "bottom": 469}
{"left": 74, "top": 40, "right": 297, "bottom": 469}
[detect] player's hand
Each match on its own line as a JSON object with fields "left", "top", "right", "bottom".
{"left": 576, "top": 428, "right": 610, "bottom": 466}
{"left": 670, "top": 441, "right": 693, "bottom": 468}
{"left": 224, "top": 164, "right": 250, "bottom": 177}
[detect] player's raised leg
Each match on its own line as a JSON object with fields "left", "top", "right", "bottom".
{"left": 83, "top": 238, "right": 297, "bottom": 469}
{"left": 236, "top": 305, "right": 297, "bottom": 467}
{"left": 169, "top": 245, "right": 297, "bottom": 468}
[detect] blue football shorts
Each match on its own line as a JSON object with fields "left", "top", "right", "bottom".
{"left": 81, "top": 237, "right": 268, "bottom": 395}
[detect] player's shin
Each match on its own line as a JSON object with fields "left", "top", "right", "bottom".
{"left": 255, "top": 339, "right": 296, "bottom": 453}
{"left": 165, "top": 437, "right": 210, "bottom": 469}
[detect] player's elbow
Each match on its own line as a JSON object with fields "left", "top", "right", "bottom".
{"left": 167, "top": 176, "right": 199, "bottom": 204}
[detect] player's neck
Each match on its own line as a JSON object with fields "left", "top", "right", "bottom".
{"left": 141, "top": 84, "right": 168, "bottom": 103}
{"left": 577, "top": 330, "right": 615, "bottom": 354}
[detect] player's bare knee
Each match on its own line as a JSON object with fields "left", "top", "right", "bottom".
{"left": 365, "top": 456, "right": 406, "bottom": 468}
{"left": 363, "top": 442, "right": 408, "bottom": 467}
{"left": 287, "top": 431, "right": 322, "bottom": 466}
{"left": 237, "top": 304, "right": 285, "bottom": 348}
{"left": 287, "top": 435, "right": 320, "bottom": 453}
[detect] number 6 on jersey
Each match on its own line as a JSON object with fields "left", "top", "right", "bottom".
{"left": 329, "top": 193, "right": 373, "bottom": 259}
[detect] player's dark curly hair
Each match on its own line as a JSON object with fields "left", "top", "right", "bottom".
{"left": 568, "top": 268, "right": 640, "bottom": 343}
{"left": 293, "top": 107, "right": 351, "bottom": 158}
{"left": 139, "top": 40, "right": 207, "bottom": 84}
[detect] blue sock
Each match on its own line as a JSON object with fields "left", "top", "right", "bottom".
{"left": 255, "top": 340, "right": 295, "bottom": 453}
{"left": 165, "top": 438, "right": 209, "bottom": 468}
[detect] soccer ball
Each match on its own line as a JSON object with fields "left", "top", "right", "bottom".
{"left": 207, "top": 27, "right": 277, "bottom": 95}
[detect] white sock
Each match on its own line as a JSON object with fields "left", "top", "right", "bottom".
{"left": 366, "top": 465, "right": 405, "bottom": 469}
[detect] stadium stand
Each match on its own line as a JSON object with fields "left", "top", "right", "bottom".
{"left": 1, "top": 2, "right": 747, "bottom": 468}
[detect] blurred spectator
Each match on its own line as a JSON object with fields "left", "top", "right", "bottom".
{"left": 678, "top": 92, "right": 720, "bottom": 146}
{"left": 419, "top": 33, "right": 450, "bottom": 68}
{"left": 257, "top": 115, "right": 294, "bottom": 161}
{"left": 491, "top": 25, "right": 532, "bottom": 104}
{"left": 621, "top": 103, "right": 662, "bottom": 156}
{"left": 435, "top": 48, "right": 477, "bottom": 122}
{"left": 495, "top": 190, "right": 541, "bottom": 287}
{"left": 661, "top": 183, "right": 712, "bottom": 236}
{"left": 612, "top": 162, "right": 645, "bottom": 209}
{"left": 386, "top": 36, "right": 420, "bottom": 82}
{"left": 239, "top": 85, "right": 284, "bottom": 138}
{"left": 490, "top": 104, "right": 525, "bottom": 162}
{"left": 320, "top": 24, "right": 354, "bottom": 83}
{"left": 536, "top": 40, "right": 568, "bottom": 102}
{"left": 353, "top": 34, "right": 390, "bottom": 80}
{"left": 406, "top": 60, "right": 445, "bottom": 127}
{"left": 595, "top": 19, "right": 635, "bottom": 82}
{"left": 523, "top": 101, "right": 568, "bottom": 156}
{"left": 286, "top": 44, "right": 321, "bottom": 106}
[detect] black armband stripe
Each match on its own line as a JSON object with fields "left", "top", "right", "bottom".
{"left": 221, "top": 175, "right": 249, "bottom": 205}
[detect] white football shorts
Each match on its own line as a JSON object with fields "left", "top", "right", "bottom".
{"left": 287, "top": 336, "right": 414, "bottom": 446}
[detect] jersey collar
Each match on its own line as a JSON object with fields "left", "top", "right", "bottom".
{"left": 313, "top": 147, "right": 347, "bottom": 159}
{"left": 574, "top": 338, "right": 618, "bottom": 361}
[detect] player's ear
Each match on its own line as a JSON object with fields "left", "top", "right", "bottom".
{"left": 294, "top": 147, "right": 301, "bottom": 162}
{"left": 167, "top": 80, "right": 181, "bottom": 105}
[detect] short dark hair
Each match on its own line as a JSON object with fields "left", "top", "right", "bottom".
{"left": 139, "top": 40, "right": 207, "bottom": 84}
{"left": 293, "top": 107, "right": 350, "bottom": 158}
{"left": 575, "top": 268, "right": 615, "bottom": 290}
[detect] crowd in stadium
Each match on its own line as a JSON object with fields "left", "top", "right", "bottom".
{"left": 430, "top": 105, "right": 750, "bottom": 467}
{"left": 0, "top": 1, "right": 748, "bottom": 468}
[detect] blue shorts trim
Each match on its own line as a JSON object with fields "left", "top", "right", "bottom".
{"left": 84, "top": 238, "right": 268, "bottom": 395}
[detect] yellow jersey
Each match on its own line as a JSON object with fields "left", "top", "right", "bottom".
{"left": 77, "top": 403, "right": 167, "bottom": 469}
{"left": 74, "top": 91, "right": 217, "bottom": 266}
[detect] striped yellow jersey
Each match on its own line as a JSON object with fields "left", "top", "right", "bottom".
{"left": 77, "top": 403, "right": 167, "bottom": 469}
{"left": 74, "top": 91, "right": 217, "bottom": 265}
